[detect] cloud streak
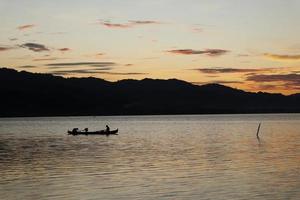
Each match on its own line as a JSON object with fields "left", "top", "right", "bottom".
{"left": 18, "top": 65, "right": 37, "bottom": 69}
{"left": 17, "top": 24, "right": 35, "bottom": 30}
{"left": 58, "top": 48, "right": 71, "bottom": 52}
{"left": 125, "top": 64, "right": 133, "bottom": 66}
{"left": 46, "top": 62, "right": 116, "bottom": 67}
{"left": 99, "top": 20, "right": 160, "bottom": 29}
{"left": 33, "top": 57, "right": 64, "bottom": 61}
{"left": 195, "top": 67, "right": 272, "bottom": 74}
{"left": 51, "top": 69, "right": 110, "bottom": 75}
{"left": 51, "top": 69, "right": 146, "bottom": 76}
{"left": 192, "top": 27, "right": 203, "bottom": 33}
{"left": 167, "top": 49, "right": 229, "bottom": 56}
{"left": 101, "top": 22, "right": 132, "bottom": 28}
{"left": 0, "top": 46, "right": 15, "bottom": 52}
{"left": 246, "top": 73, "right": 300, "bottom": 90}
{"left": 9, "top": 38, "right": 18, "bottom": 41}
{"left": 129, "top": 20, "right": 160, "bottom": 25}
{"left": 20, "top": 43, "right": 49, "bottom": 52}
{"left": 264, "top": 53, "right": 300, "bottom": 61}
{"left": 246, "top": 73, "right": 300, "bottom": 84}
{"left": 192, "top": 80, "right": 243, "bottom": 85}
{"left": 99, "top": 72, "right": 147, "bottom": 75}
{"left": 212, "top": 80, "right": 243, "bottom": 84}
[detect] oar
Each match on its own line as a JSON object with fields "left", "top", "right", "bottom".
{"left": 256, "top": 123, "right": 261, "bottom": 139}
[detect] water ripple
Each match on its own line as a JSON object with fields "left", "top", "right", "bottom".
{"left": 0, "top": 114, "right": 300, "bottom": 199}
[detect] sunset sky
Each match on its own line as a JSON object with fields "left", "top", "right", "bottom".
{"left": 0, "top": 0, "right": 300, "bottom": 94}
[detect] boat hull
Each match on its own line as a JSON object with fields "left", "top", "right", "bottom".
{"left": 68, "top": 129, "right": 118, "bottom": 135}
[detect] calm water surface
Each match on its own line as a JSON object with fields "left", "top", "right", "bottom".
{"left": 0, "top": 114, "right": 299, "bottom": 200}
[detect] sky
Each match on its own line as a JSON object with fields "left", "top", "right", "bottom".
{"left": 0, "top": 0, "right": 300, "bottom": 94}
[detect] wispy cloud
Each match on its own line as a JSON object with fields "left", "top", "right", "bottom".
{"left": 167, "top": 49, "right": 229, "bottom": 56}
{"left": 46, "top": 61, "right": 116, "bottom": 68}
{"left": 192, "top": 27, "right": 203, "bottom": 33}
{"left": 18, "top": 65, "right": 37, "bottom": 69}
{"left": 264, "top": 53, "right": 300, "bottom": 61}
{"left": 0, "top": 46, "right": 15, "bottom": 52}
{"left": 251, "top": 84, "right": 280, "bottom": 91}
{"left": 33, "top": 57, "right": 64, "bottom": 61}
{"left": 98, "top": 71, "right": 147, "bottom": 75}
{"left": 212, "top": 80, "right": 243, "bottom": 84}
{"left": 99, "top": 20, "right": 161, "bottom": 29}
{"left": 246, "top": 73, "right": 300, "bottom": 90}
{"left": 237, "top": 54, "right": 250, "bottom": 57}
{"left": 192, "top": 80, "right": 243, "bottom": 85}
{"left": 195, "top": 67, "right": 272, "bottom": 74}
{"left": 51, "top": 69, "right": 110, "bottom": 75}
{"left": 246, "top": 73, "right": 300, "bottom": 84}
{"left": 125, "top": 64, "right": 133, "bottom": 66}
{"left": 20, "top": 44, "right": 72, "bottom": 53}
{"left": 20, "top": 43, "right": 49, "bottom": 52}
{"left": 129, "top": 20, "right": 160, "bottom": 25}
{"left": 51, "top": 69, "right": 146, "bottom": 76}
{"left": 58, "top": 48, "right": 71, "bottom": 52}
{"left": 100, "top": 22, "right": 132, "bottom": 28}
{"left": 9, "top": 38, "right": 18, "bottom": 41}
{"left": 17, "top": 24, "right": 35, "bottom": 30}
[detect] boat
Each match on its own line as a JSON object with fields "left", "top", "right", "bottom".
{"left": 68, "top": 129, "right": 118, "bottom": 136}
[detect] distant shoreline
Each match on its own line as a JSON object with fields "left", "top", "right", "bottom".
{"left": 1, "top": 68, "right": 300, "bottom": 117}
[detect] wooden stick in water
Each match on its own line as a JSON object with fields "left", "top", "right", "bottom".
{"left": 256, "top": 123, "right": 261, "bottom": 139}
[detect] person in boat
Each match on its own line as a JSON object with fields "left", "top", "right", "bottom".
{"left": 72, "top": 128, "right": 79, "bottom": 133}
{"left": 105, "top": 125, "right": 110, "bottom": 132}
{"left": 84, "top": 128, "right": 88, "bottom": 132}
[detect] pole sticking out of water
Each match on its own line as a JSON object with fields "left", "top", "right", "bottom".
{"left": 256, "top": 123, "right": 261, "bottom": 139}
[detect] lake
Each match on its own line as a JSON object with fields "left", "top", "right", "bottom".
{"left": 0, "top": 114, "right": 299, "bottom": 200}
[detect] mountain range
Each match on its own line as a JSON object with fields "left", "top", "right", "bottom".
{"left": 0, "top": 68, "right": 299, "bottom": 117}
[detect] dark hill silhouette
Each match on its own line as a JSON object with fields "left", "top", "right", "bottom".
{"left": 0, "top": 68, "right": 299, "bottom": 117}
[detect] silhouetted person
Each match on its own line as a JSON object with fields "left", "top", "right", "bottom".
{"left": 72, "top": 128, "right": 79, "bottom": 133}
{"left": 106, "top": 125, "right": 110, "bottom": 132}
{"left": 84, "top": 128, "right": 88, "bottom": 132}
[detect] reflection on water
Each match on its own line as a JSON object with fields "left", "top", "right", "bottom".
{"left": 0, "top": 114, "right": 300, "bottom": 200}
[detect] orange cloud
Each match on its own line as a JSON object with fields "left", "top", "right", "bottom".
{"left": 125, "top": 64, "right": 133, "bottom": 66}
{"left": 17, "top": 24, "right": 35, "bottom": 30}
{"left": 192, "top": 80, "right": 243, "bottom": 85}
{"left": 46, "top": 61, "right": 116, "bottom": 67}
{"left": 33, "top": 57, "right": 62, "bottom": 61}
{"left": 246, "top": 73, "right": 300, "bottom": 91}
{"left": 195, "top": 67, "right": 273, "bottom": 74}
{"left": 18, "top": 65, "right": 37, "bottom": 69}
{"left": 167, "top": 49, "right": 229, "bottom": 56}
{"left": 247, "top": 73, "right": 300, "bottom": 83}
{"left": 0, "top": 46, "right": 14, "bottom": 52}
{"left": 58, "top": 48, "right": 71, "bottom": 52}
{"left": 51, "top": 69, "right": 146, "bottom": 76}
{"left": 264, "top": 53, "right": 300, "bottom": 60}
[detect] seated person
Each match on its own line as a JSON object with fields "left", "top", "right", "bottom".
{"left": 72, "top": 128, "right": 79, "bottom": 133}
{"left": 105, "top": 125, "right": 110, "bottom": 132}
